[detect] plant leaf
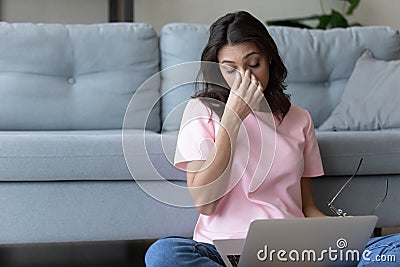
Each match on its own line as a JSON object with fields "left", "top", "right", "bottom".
{"left": 317, "top": 15, "right": 331, "bottom": 29}
{"left": 329, "top": 9, "right": 349, "bottom": 28}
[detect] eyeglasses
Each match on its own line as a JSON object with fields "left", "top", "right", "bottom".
{"left": 327, "top": 158, "right": 389, "bottom": 217}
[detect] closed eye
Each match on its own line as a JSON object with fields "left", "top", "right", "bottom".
{"left": 222, "top": 66, "right": 236, "bottom": 74}
{"left": 248, "top": 62, "right": 260, "bottom": 68}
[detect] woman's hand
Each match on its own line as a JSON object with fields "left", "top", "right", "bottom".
{"left": 301, "top": 177, "right": 328, "bottom": 217}
{"left": 225, "top": 69, "right": 265, "bottom": 121}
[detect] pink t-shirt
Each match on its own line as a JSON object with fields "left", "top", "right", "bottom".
{"left": 174, "top": 99, "right": 324, "bottom": 244}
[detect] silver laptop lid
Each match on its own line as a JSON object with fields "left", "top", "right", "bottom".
{"left": 239, "top": 215, "right": 378, "bottom": 267}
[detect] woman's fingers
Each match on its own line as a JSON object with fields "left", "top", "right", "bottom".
{"left": 238, "top": 71, "right": 260, "bottom": 98}
{"left": 248, "top": 76, "right": 261, "bottom": 109}
{"left": 250, "top": 73, "right": 260, "bottom": 95}
{"left": 231, "top": 71, "right": 241, "bottom": 92}
{"left": 240, "top": 69, "right": 251, "bottom": 91}
{"left": 257, "top": 81, "right": 264, "bottom": 100}
{"left": 245, "top": 68, "right": 251, "bottom": 79}
{"left": 251, "top": 73, "right": 258, "bottom": 87}
{"left": 258, "top": 80, "right": 263, "bottom": 91}
{"left": 226, "top": 69, "right": 264, "bottom": 120}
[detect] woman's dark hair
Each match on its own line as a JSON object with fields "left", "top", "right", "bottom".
{"left": 194, "top": 11, "right": 291, "bottom": 122}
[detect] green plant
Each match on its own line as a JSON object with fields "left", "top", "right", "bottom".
{"left": 266, "top": 0, "right": 361, "bottom": 29}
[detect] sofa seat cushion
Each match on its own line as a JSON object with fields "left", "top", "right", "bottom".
{"left": 0, "top": 130, "right": 185, "bottom": 182}
{"left": 4, "top": 128, "right": 397, "bottom": 181}
{"left": 316, "top": 129, "right": 400, "bottom": 176}
{"left": 123, "top": 130, "right": 186, "bottom": 182}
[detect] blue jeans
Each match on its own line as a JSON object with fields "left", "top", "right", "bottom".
{"left": 145, "top": 234, "right": 400, "bottom": 267}
{"left": 145, "top": 237, "right": 225, "bottom": 267}
{"left": 358, "top": 234, "right": 400, "bottom": 266}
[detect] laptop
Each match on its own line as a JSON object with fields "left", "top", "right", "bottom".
{"left": 213, "top": 215, "right": 378, "bottom": 267}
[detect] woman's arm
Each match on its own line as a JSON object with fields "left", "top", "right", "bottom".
{"left": 187, "top": 70, "right": 265, "bottom": 216}
{"left": 301, "top": 177, "right": 327, "bottom": 217}
{"left": 186, "top": 117, "right": 240, "bottom": 215}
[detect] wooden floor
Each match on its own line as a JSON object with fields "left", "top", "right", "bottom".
{"left": 0, "top": 239, "right": 156, "bottom": 267}
{"left": 0, "top": 227, "right": 399, "bottom": 267}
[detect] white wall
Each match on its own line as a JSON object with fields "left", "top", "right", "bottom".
{"left": 135, "top": 0, "right": 400, "bottom": 33}
{"left": 353, "top": 0, "right": 400, "bottom": 29}
{"left": 135, "top": 0, "right": 337, "bottom": 32}
{"left": 1, "top": 0, "right": 399, "bottom": 31}
{"left": 1, "top": 0, "right": 108, "bottom": 24}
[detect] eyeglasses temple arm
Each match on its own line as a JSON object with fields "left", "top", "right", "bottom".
{"left": 327, "top": 158, "right": 363, "bottom": 205}
{"left": 370, "top": 178, "right": 389, "bottom": 215}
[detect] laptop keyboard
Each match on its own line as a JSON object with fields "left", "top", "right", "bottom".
{"left": 227, "top": 254, "right": 241, "bottom": 267}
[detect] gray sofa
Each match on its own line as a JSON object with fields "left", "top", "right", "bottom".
{"left": 0, "top": 22, "right": 399, "bottom": 245}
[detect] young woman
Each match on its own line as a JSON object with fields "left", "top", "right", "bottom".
{"left": 145, "top": 11, "right": 400, "bottom": 267}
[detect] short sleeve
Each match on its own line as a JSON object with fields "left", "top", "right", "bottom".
{"left": 303, "top": 111, "right": 325, "bottom": 177}
{"left": 174, "top": 99, "right": 218, "bottom": 171}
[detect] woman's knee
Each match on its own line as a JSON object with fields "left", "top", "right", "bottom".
{"left": 359, "top": 234, "right": 400, "bottom": 266}
{"left": 145, "top": 237, "right": 194, "bottom": 267}
{"left": 367, "top": 233, "right": 400, "bottom": 250}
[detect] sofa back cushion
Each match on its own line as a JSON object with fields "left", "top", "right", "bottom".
{"left": 0, "top": 22, "right": 160, "bottom": 131}
{"left": 272, "top": 26, "right": 400, "bottom": 127}
{"left": 160, "top": 24, "right": 400, "bottom": 130}
{"left": 160, "top": 24, "right": 209, "bottom": 132}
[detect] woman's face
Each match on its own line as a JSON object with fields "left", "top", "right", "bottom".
{"left": 217, "top": 41, "right": 270, "bottom": 92}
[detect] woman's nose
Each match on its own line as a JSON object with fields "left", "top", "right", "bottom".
{"left": 237, "top": 68, "right": 250, "bottom": 76}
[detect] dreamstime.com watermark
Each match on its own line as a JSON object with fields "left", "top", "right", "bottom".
{"left": 256, "top": 238, "right": 397, "bottom": 263}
